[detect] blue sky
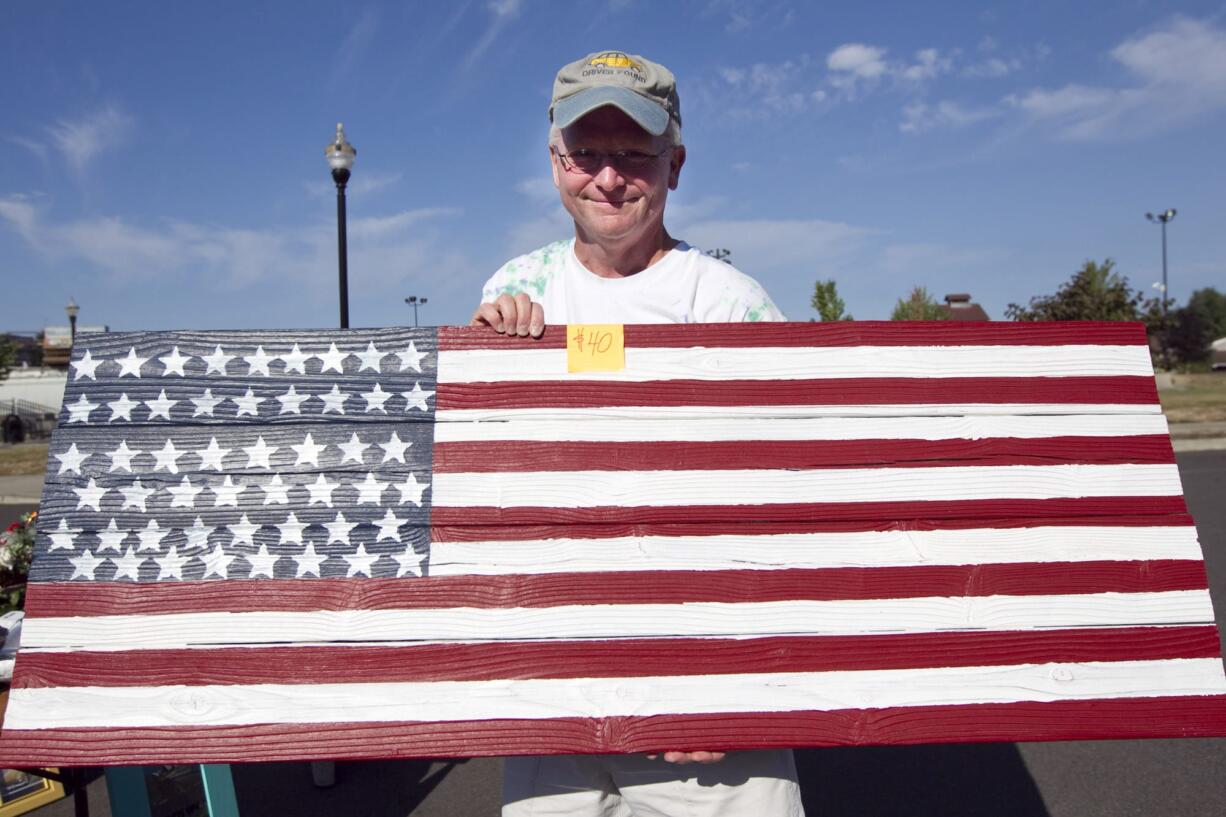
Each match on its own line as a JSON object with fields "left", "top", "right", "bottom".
{"left": 3, "top": 1, "right": 1224, "bottom": 331}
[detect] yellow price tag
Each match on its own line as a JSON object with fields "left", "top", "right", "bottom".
{"left": 567, "top": 323, "right": 625, "bottom": 373}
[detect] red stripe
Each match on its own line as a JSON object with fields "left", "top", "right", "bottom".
{"left": 436, "top": 377, "right": 1158, "bottom": 410}
{"left": 437, "top": 322, "right": 1150, "bottom": 351}
{"left": 432, "top": 514, "right": 1196, "bottom": 542}
{"left": 429, "top": 496, "right": 1189, "bottom": 526}
{"left": 434, "top": 436, "right": 1175, "bottom": 472}
{"left": 23, "top": 560, "right": 1208, "bottom": 617}
{"left": 13, "top": 626, "right": 1219, "bottom": 689}
{"left": 2, "top": 695, "right": 1223, "bottom": 764}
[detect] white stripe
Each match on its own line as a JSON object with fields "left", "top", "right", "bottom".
{"left": 429, "top": 525, "right": 1203, "bottom": 576}
{"left": 432, "top": 464, "right": 1183, "bottom": 508}
{"left": 9, "top": 658, "right": 1223, "bottom": 730}
{"left": 21, "top": 591, "right": 1216, "bottom": 652}
{"left": 436, "top": 404, "right": 1161, "bottom": 422}
{"left": 434, "top": 414, "right": 1170, "bottom": 443}
{"left": 438, "top": 345, "right": 1154, "bottom": 382}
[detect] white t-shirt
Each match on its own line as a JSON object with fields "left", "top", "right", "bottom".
{"left": 481, "top": 239, "right": 786, "bottom": 324}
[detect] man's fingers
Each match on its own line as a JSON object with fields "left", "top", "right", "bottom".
{"left": 514, "top": 293, "right": 533, "bottom": 336}
{"left": 471, "top": 297, "right": 547, "bottom": 338}
{"left": 529, "top": 302, "right": 545, "bottom": 338}
{"left": 655, "top": 751, "right": 727, "bottom": 765}
{"left": 469, "top": 303, "right": 503, "bottom": 330}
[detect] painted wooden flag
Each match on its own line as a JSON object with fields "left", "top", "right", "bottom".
{"left": 2, "top": 321, "right": 1225, "bottom": 766}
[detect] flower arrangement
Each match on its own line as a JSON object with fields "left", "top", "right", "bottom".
{"left": 0, "top": 510, "right": 35, "bottom": 613}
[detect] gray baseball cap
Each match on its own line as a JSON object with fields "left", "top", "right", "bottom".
{"left": 549, "top": 51, "right": 681, "bottom": 135}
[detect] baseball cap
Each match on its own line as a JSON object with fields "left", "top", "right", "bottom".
{"left": 550, "top": 51, "right": 681, "bottom": 136}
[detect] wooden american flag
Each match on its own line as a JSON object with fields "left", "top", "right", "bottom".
{"left": 2, "top": 320, "right": 1226, "bottom": 766}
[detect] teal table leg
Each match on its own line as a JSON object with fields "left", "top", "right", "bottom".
{"left": 104, "top": 767, "right": 153, "bottom": 817}
{"left": 200, "top": 764, "right": 240, "bottom": 817}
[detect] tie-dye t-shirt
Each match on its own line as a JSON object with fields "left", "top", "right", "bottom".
{"left": 481, "top": 239, "right": 786, "bottom": 324}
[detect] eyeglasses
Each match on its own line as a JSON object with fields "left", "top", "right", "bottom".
{"left": 552, "top": 146, "right": 669, "bottom": 175}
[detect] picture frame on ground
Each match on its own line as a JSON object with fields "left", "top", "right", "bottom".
{"left": 0, "top": 768, "right": 67, "bottom": 816}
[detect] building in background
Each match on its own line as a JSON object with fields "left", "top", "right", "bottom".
{"left": 942, "top": 293, "right": 990, "bottom": 321}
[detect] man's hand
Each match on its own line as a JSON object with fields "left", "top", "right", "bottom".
{"left": 470, "top": 293, "right": 545, "bottom": 338}
{"left": 646, "top": 751, "right": 727, "bottom": 765}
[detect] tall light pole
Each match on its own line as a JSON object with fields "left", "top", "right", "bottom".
{"left": 65, "top": 297, "right": 79, "bottom": 345}
{"left": 1146, "top": 208, "right": 1177, "bottom": 370}
{"left": 405, "top": 296, "right": 428, "bottom": 328}
{"left": 326, "top": 123, "right": 356, "bottom": 329}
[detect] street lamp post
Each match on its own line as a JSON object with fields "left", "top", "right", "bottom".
{"left": 1146, "top": 208, "right": 1177, "bottom": 370}
{"left": 65, "top": 297, "right": 79, "bottom": 345}
{"left": 326, "top": 123, "right": 357, "bottom": 329}
{"left": 405, "top": 295, "right": 428, "bottom": 328}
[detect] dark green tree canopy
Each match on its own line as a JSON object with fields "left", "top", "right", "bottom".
{"left": 891, "top": 286, "right": 947, "bottom": 321}
{"left": 1005, "top": 259, "right": 1146, "bottom": 322}
{"left": 811, "top": 279, "right": 852, "bottom": 322}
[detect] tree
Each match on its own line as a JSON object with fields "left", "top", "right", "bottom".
{"left": 1004, "top": 259, "right": 1147, "bottom": 322}
{"left": 1169, "top": 287, "right": 1226, "bottom": 364}
{"left": 891, "top": 286, "right": 947, "bottom": 321}
{"left": 811, "top": 279, "right": 852, "bottom": 321}
{"left": 0, "top": 337, "right": 15, "bottom": 381}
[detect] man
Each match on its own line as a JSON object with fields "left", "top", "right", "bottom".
{"left": 471, "top": 50, "right": 805, "bottom": 817}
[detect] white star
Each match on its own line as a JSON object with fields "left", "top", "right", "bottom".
{"left": 233, "top": 388, "right": 264, "bottom": 417}
{"left": 293, "top": 543, "right": 327, "bottom": 577}
{"left": 144, "top": 390, "right": 177, "bottom": 420}
{"left": 361, "top": 382, "right": 391, "bottom": 413}
{"left": 212, "top": 475, "right": 242, "bottom": 507}
{"left": 48, "top": 519, "right": 80, "bottom": 550}
{"left": 191, "top": 388, "right": 222, "bottom": 417}
{"left": 157, "top": 546, "right": 189, "bottom": 580}
{"left": 184, "top": 516, "right": 213, "bottom": 551}
{"left": 73, "top": 478, "right": 107, "bottom": 511}
{"left": 319, "top": 384, "right": 349, "bottom": 414}
{"left": 278, "top": 343, "right": 310, "bottom": 374}
{"left": 243, "top": 436, "right": 275, "bottom": 469}
{"left": 200, "top": 545, "right": 238, "bottom": 579}
{"left": 345, "top": 544, "right": 380, "bottom": 577}
{"left": 244, "top": 345, "right": 275, "bottom": 376}
{"left": 54, "top": 443, "right": 88, "bottom": 474}
{"left": 374, "top": 509, "right": 404, "bottom": 541}
{"left": 393, "top": 472, "right": 429, "bottom": 506}
{"left": 393, "top": 550, "right": 426, "bottom": 578}
{"left": 136, "top": 519, "right": 168, "bottom": 552}
{"left": 107, "top": 440, "right": 137, "bottom": 472}
{"left": 96, "top": 518, "right": 129, "bottom": 553}
{"left": 316, "top": 342, "right": 348, "bottom": 373}
{"left": 402, "top": 382, "right": 434, "bottom": 412}
{"left": 197, "top": 437, "right": 230, "bottom": 471}
{"left": 111, "top": 547, "right": 146, "bottom": 581}
{"left": 71, "top": 350, "right": 101, "bottom": 380}
{"left": 69, "top": 549, "right": 106, "bottom": 581}
{"left": 397, "top": 340, "right": 426, "bottom": 373}
{"left": 66, "top": 394, "right": 99, "bottom": 424}
{"left": 276, "top": 385, "right": 309, "bottom": 415}
{"left": 228, "top": 514, "right": 259, "bottom": 547}
{"left": 107, "top": 393, "right": 138, "bottom": 422}
{"left": 261, "top": 474, "right": 290, "bottom": 505}
{"left": 291, "top": 433, "right": 324, "bottom": 467}
{"left": 324, "top": 512, "right": 358, "bottom": 544}
{"left": 157, "top": 346, "right": 190, "bottom": 376}
{"left": 356, "top": 472, "right": 385, "bottom": 504}
{"left": 203, "top": 345, "right": 235, "bottom": 375}
{"left": 153, "top": 439, "right": 184, "bottom": 473}
{"left": 119, "top": 479, "right": 153, "bottom": 511}
{"left": 306, "top": 474, "right": 337, "bottom": 507}
{"left": 167, "top": 476, "right": 203, "bottom": 508}
{"left": 337, "top": 433, "right": 369, "bottom": 464}
{"left": 356, "top": 342, "right": 386, "bottom": 372}
{"left": 277, "top": 512, "right": 307, "bottom": 546}
{"left": 376, "top": 432, "right": 411, "bottom": 463}
{"left": 246, "top": 545, "right": 278, "bottom": 579}
{"left": 116, "top": 347, "right": 149, "bottom": 378}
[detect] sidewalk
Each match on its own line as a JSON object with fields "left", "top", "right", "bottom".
{"left": 0, "top": 474, "right": 43, "bottom": 504}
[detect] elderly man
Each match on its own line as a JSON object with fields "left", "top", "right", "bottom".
{"left": 471, "top": 51, "right": 805, "bottom": 817}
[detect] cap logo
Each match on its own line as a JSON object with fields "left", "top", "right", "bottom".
{"left": 587, "top": 52, "right": 644, "bottom": 71}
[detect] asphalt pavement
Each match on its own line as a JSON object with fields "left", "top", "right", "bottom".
{"left": 9, "top": 449, "right": 1226, "bottom": 817}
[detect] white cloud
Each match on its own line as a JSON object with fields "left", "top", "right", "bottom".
{"left": 898, "top": 48, "right": 953, "bottom": 82}
{"left": 1010, "top": 17, "right": 1226, "bottom": 140}
{"left": 329, "top": 8, "right": 379, "bottom": 88}
{"left": 825, "top": 43, "right": 955, "bottom": 97}
{"left": 46, "top": 105, "right": 134, "bottom": 173}
{"left": 462, "top": 0, "right": 523, "bottom": 69}
{"left": 697, "top": 56, "right": 819, "bottom": 119}
{"left": 900, "top": 100, "right": 1000, "bottom": 133}
{"left": 6, "top": 134, "right": 49, "bottom": 163}
{"left": 826, "top": 44, "right": 889, "bottom": 78}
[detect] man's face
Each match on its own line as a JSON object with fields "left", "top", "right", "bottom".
{"left": 551, "top": 106, "right": 685, "bottom": 246}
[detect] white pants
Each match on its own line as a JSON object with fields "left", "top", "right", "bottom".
{"left": 502, "top": 750, "right": 805, "bottom": 817}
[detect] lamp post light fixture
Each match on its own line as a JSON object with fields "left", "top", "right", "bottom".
{"left": 65, "top": 297, "right": 80, "bottom": 345}
{"left": 326, "top": 123, "right": 357, "bottom": 329}
{"left": 405, "top": 295, "right": 428, "bottom": 328}
{"left": 1145, "top": 208, "right": 1177, "bottom": 370}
